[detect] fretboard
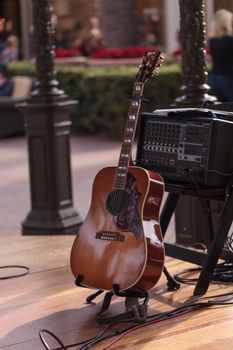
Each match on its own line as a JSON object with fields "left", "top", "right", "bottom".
{"left": 113, "top": 82, "right": 144, "bottom": 190}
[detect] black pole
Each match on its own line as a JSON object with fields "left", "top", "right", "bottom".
{"left": 18, "top": 0, "right": 82, "bottom": 235}
{"left": 174, "top": 1, "right": 216, "bottom": 247}
{"left": 175, "top": 0, "right": 216, "bottom": 107}
{"left": 30, "top": 0, "right": 64, "bottom": 100}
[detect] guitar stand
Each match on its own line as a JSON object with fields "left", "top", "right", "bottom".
{"left": 163, "top": 265, "right": 180, "bottom": 291}
{"left": 76, "top": 271, "right": 178, "bottom": 323}
{"left": 160, "top": 182, "right": 233, "bottom": 296}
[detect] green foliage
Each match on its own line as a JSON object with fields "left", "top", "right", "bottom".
{"left": 8, "top": 61, "right": 182, "bottom": 138}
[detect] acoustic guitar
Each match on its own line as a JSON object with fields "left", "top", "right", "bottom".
{"left": 70, "top": 51, "right": 165, "bottom": 293}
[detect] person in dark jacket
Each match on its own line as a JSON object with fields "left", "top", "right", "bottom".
{"left": 209, "top": 9, "right": 233, "bottom": 102}
{"left": 0, "top": 63, "right": 13, "bottom": 97}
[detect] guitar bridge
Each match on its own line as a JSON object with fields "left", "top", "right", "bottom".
{"left": 96, "top": 231, "right": 125, "bottom": 242}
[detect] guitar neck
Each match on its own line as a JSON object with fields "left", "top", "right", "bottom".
{"left": 113, "top": 82, "right": 144, "bottom": 190}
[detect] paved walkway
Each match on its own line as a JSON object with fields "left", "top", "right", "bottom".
{"left": 0, "top": 135, "right": 175, "bottom": 242}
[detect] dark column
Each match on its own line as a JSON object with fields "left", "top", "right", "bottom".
{"left": 18, "top": 0, "right": 82, "bottom": 235}
{"left": 174, "top": 0, "right": 216, "bottom": 247}
{"left": 175, "top": 0, "right": 216, "bottom": 107}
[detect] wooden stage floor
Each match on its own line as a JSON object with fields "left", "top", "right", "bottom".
{"left": 1, "top": 235, "right": 233, "bottom": 350}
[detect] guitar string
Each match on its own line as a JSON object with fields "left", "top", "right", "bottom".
{"left": 111, "top": 115, "right": 137, "bottom": 219}
{"left": 108, "top": 51, "right": 161, "bottom": 223}
{"left": 110, "top": 85, "right": 143, "bottom": 221}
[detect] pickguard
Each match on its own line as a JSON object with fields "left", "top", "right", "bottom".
{"left": 114, "top": 173, "right": 142, "bottom": 239}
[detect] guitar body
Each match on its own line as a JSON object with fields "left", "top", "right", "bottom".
{"left": 70, "top": 165, "right": 164, "bottom": 292}
{"left": 71, "top": 51, "right": 164, "bottom": 293}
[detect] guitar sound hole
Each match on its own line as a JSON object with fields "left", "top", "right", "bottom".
{"left": 106, "top": 190, "right": 128, "bottom": 215}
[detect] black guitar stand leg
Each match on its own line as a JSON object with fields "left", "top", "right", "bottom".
{"left": 163, "top": 265, "right": 180, "bottom": 291}
{"left": 160, "top": 193, "right": 180, "bottom": 291}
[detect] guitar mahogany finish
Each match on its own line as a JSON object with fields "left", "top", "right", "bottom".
{"left": 70, "top": 51, "right": 165, "bottom": 292}
{"left": 70, "top": 166, "right": 164, "bottom": 291}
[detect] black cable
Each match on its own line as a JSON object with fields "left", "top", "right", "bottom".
{"left": 187, "top": 181, "right": 233, "bottom": 256}
{"left": 84, "top": 292, "right": 233, "bottom": 349}
{"left": 39, "top": 286, "right": 233, "bottom": 350}
{"left": 188, "top": 180, "right": 227, "bottom": 214}
{"left": 78, "top": 322, "right": 137, "bottom": 350}
{"left": 188, "top": 242, "right": 207, "bottom": 252}
{"left": 208, "top": 169, "right": 233, "bottom": 177}
{"left": 174, "top": 261, "right": 233, "bottom": 284}
{"left": 39, "top": 321, "right": 140, "bottom": 350}
{"left": 39, "top": 329, "right": 67, "bottom": 350}
{"left": 0, "top": 265, "right": 30, "bottom": 280}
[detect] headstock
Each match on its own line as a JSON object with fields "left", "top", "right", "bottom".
{"left": 136, "top": 51, "right": 163, "bottom": 83}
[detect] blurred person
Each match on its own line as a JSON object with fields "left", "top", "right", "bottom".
{"left": 1, "top": 34, "right": 19, "bottom": 63}
{"left": 73, "top": 17, "right": 102, "bottom": 56}
{"left": 0, "top": 19, "right": 16, "bottom": 43}
{"left": 142, "top": 8, "right": 160, "bottom": 47}
{"left": 0, "top": 63, "right": 13, "bottom": 97}
{"left": 208, "top": 9, "right": 233, "bottom": 102}
{"left": 5, "top": 19, "right": 15, "bottom": 35}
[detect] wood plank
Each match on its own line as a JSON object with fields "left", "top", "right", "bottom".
{"left": 0, "top": 236, "right": 75, "bottom": 273}
{"left": 102, "top": 318, "right": 233, "bottom": 350}
{"left": 1, "top": 235, "right": 233, "bottom": 350}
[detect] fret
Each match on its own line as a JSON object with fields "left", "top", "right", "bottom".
{"left": 129, "top": 107, "right": 140, "bottom": 113}
{"left": 120, "top": 149, "right": 131, "bottom": 154}
{"left": 122, "top": 140, "right": 132, "bottom": 145}
{"left": 121, "top": 143, "right": 132, "bottom": 147}
{"left": 122, "top": 140, "right": 133, "bottom": 144}
{"left": 127, "top": 118, "right": 138, "bottom": 122}
{"left": 121, "top": 151, "right": 130, "bottom": 154}
{"left": 120, "top": 150, "right": 130, "bottom": 154}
